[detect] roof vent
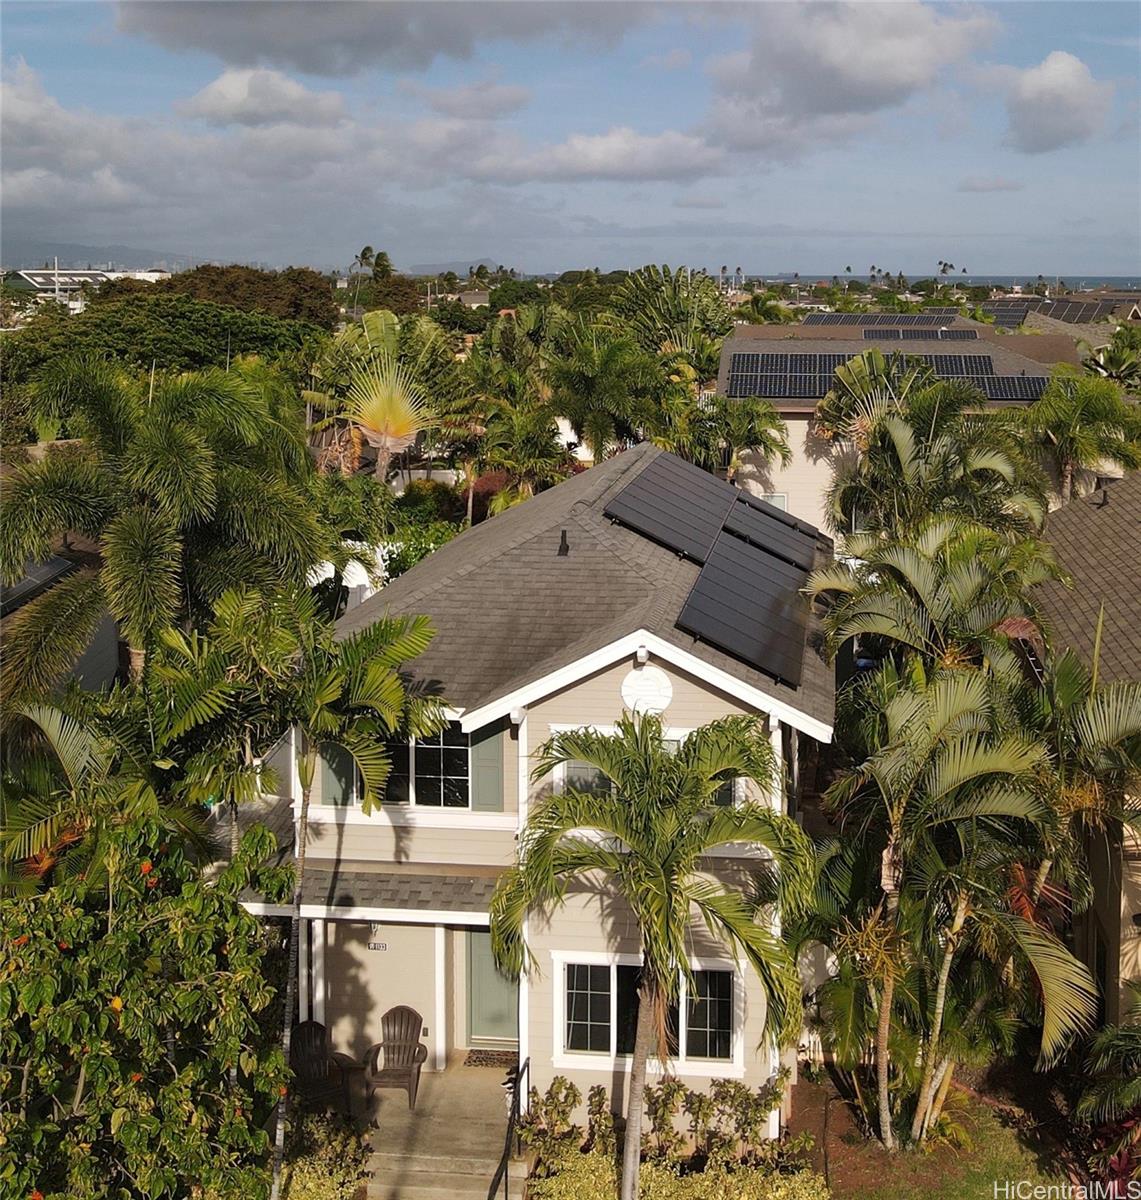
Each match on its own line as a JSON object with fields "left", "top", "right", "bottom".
{"left": 557, "top": 529, "right": 570, "bottom": 557}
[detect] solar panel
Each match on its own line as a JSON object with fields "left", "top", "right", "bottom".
{"left": 802, "top": 313, "right": 945, "bottom": 327}
{"left": 862, "top": 329, "right": 978, "bottom": 341}
{"left": 979, "top": 376, "right": 1048, "bottom": 401}
{"left": 603, "top": 453, "right": 736, "bottom": 562}
{"left": 677, "top": 529, "right": 810, "bottom": 686}
{"left": 0, "top": 556, "right": 78, "bottom": 617}
{"left": 723, "top": 495, "right": 818, "bottom": 572}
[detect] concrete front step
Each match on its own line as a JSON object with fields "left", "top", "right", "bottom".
{"left": 365, "top": 1155, "right": 528, "bottom": 1200}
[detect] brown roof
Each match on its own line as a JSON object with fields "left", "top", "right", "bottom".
{"left": 337, "top": 443, "right": 835, "bottom": 730}
{"left": 1036, "top": 474, "right": 1141, "bottom": 684}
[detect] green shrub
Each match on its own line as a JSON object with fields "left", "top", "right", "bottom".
{"left": 395, "top": 479, "right": 465, "bottom": 525}
{"left": 282, "top": 1111, "right": 370, "bottom": 1200}
{"left": 382, "top": 519, "right": 460, "bottom": 581}
{"left": 527, "top": 1155, "right": 830, "bottom": 1200}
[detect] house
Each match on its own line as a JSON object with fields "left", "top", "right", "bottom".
{"left": 1035, "top": 473, "right": 1141, "bottom": 1025}
{"left": 256, "top": 444, "right": 835, "bottom": 1127}
{"left": 716, "top": 319, "right": 1064, "bottom": 530}
{"left": 458, "top": 290, "right": 490, "bottom": 308}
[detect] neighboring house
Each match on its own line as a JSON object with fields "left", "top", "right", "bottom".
{"left": 9, "top": 268, "right": 111, "bottom": 314}
{"left": 458, "top": 290, "right": 490, "bottom": 308}
{"left": 1035, "top": 473, "right": 1141, "bottom": 1026}
{"left": 716, "top": 320, "right": 1067, "bottom": 530}
{"left": 256, "top": 444, "right": 835, "bottom": 1127}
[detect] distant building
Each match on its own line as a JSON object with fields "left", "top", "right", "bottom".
{"left": 10, "top": 268, "right": 110, "bottom": 313}
{"left": 458, "top": 290, "right": 490, "bottom": 309}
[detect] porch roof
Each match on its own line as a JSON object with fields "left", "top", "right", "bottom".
{"left": 304, "top": 864, "right": 499, "bottom": 913}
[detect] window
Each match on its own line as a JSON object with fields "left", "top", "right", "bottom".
{"left": 760, "top": 493, "right": 788, "bottom": 512}
{"left": 566, "top": 964, "right": 610, "bottom": 1052}
{"left": 560, "top": 960, "right": 734, "bottom": 1066}
{"left": 564, "top": 759, "right": 613, "bottom": 796}
{"left": 378, "top": 722, "right": 470, "bottom": 808}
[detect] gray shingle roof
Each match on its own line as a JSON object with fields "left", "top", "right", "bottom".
{"left": 337, "top": 444, "right": 835, "bottom": 730}
{"left": 303, "top": 865, "right": 500, "bottom": 912}
{"left": 1036, "top": 473, "right": 1141, "bottom": 684}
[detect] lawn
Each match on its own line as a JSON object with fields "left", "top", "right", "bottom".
{"left": 790, "top": 1078, "right": 1072, "bottom": 1200}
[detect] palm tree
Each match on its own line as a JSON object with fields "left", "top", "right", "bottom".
{"left": 546, "top": 325, "right": 659, "bottom": 461}
{"left": 340, "top": 354, "right": 433, "bottom": 482}
{"left": 806, "top": 515, "right": 1060, "bottom": 674}
{"left": 821, "top": 667, "right": 1095, "bottom": 1148}
{"left": 1083, "top": 337, "right": 1141, "bottom": 392}
{"left": 1027, "top": 370, "right": 1141, "bottom": 502}
{"left": 819, "top": 358, "right": 1046, "bottom": 538}
{"left": 268, "top": 592, "right": 442, "bottom": 1200}
{"left": 482, "top": 402, "right": 574, "bottom": 513}
{"left": 490, "top": 713, "right": 814, "bottom": 1200}
{"left": 351, "top": 245, "right": 375, "bottom": 311}
{"left": 371, "top": 250, "right": 394, "bottom": 282}
{"left": 701, "top": 394, "right": 791, "bottom": 483}
{"left": 0, "top": 358, "right": 325, "bottom": 693}
{"left": 1077, "top": 981, "right": 1141, "bottom": 1180}
{"left": 606, "top": 264, "right": 734, "bottom": 355}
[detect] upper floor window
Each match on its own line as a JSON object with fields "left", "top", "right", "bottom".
{"left": 322, "top": 722, "right": 471, "bottom": 808}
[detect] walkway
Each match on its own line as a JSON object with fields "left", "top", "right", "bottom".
{"left": 362, "top": 1064, "right": 526, "bottom": 1200}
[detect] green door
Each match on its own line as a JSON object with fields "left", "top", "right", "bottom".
{"left": 467, "top": 929, "right": 518, "bottom": 1045}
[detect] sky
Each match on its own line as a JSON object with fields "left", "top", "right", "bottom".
{"left": 2, "top": 0, "right": 1140, "bottom": 276}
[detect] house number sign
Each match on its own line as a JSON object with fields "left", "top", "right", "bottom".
{"left": 368, "top": 923, "right": 388, "bottom": 951}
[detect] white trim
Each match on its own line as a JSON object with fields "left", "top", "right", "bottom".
{"left": 312, "top": 919, "right": 326, "bottom": 1026}
{"left": 768, "top": 719, "right": 784, "bottom": 814}
{"left": 549, "top": 950, "right": 745, "bottom": 1079}
{"left": 299, "top": 918, "right": 310, "bottom": 1023}
{"left": 434, "top": 926, "right": 447, "bottom": 1072}
{"left": 519, "top": 916, "right": 530, "bottom": 1110}
{"left": 299, "top": 803, "right": 516, "bottom": 831}
{"left": 517, "top": 710, "right": 530, "bottom": 828}
{"left": 458, "top": 629, "right": 832, "bottom": 744}
{"left": 243, "top": 901, "right": 490, "bottom": 926}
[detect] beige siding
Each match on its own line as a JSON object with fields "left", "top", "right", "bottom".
{"left": 737, "top": 414, "right": 838, "bottom": 531}
{"left": 524, "top": 881, "right": 778, "bottom": 1115}
{"left": 323, "top": 921, "right": 437, "bottom": 1061}
{"left": 304, "top": 818, "right": 516, "bottom": 866}
{"left": 1120, "top": 830, "right": 1140, "bottom": 1024}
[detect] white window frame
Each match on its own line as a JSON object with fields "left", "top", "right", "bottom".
{"left": 760, "top": 492, "right": 788, "bottom": 512}
{"left": 384, "top": 728, "right": 473, "bottom": 812}
{"left": 550, "top": 950, "right": 746, "bottom": 1078}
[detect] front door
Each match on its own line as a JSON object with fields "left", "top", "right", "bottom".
{"left": 467, "top": 929, "right": 518, "bottom": 1045}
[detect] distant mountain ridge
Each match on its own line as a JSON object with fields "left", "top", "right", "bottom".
{"left": 1, "top": 239, "right": 196, "bottom": 271}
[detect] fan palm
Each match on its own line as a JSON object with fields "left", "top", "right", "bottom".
{"left": 340, "top": 353, "right": 433, "bottom": 482}
{"left": 0, "top": 357, "right": 326, "bottom": 693}
{"left": 1026, "top": 370, "right": 1141, "bottom": 502}
{"left": 490, "top": 713, "right": 814, "bottom": 1200}
{"left": 268, "top": 592, "right": 443, "bottom": 1200}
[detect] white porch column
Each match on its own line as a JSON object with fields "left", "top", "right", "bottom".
{"left": 516, "top": 711, "right": 531, "bottom": 1111}
{"left": 768, "top": 719, "right": 784, "bottom": 813}
{"left": 434, "top": 925, "right": 447, "bottom": 1072}
{"left": 311, "top": 919, "right": 326, "bottom": 1026}
{"left": 298, "top": 918, "right": 310, "bottom": 1023}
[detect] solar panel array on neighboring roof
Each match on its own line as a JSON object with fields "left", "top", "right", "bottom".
{"left": 803, "top": 313, "right": 945, "bottom": 326}
{"left": 978, "top": 376, "right": 1049, "bottom": 401}
{"left": 0, "top": 556, "right": 78, "bottom": 618}
{"left": 1036, "top": 300, "right": 1118, "bottom": 324}
{"left": 604, "top": 459, "right": 819, "bottom": 686}
{"left": 863, "top": 328, "right": 979, "bottom": 341}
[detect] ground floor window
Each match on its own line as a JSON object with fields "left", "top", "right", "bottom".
{"left": 561, "top": 959, "right": 735, "bottom": 1064}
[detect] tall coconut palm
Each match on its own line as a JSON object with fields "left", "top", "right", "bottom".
{"left": 351, "top": 245, "right": 374, "bottom": 311}
{"left": 805, "top": 515, "right": 1061, "bottom": 675}
{"left": 0, "top": 357, "right": 326, "bottom": 694}
{"left": 1026, "top": 370, "right": 1141, "bottom": 503}
{"left": 268, "top": 591, "right": 442, "bottom": 1200}
{"left": 490, "top": 713, "right": 814, "bottom": 1200}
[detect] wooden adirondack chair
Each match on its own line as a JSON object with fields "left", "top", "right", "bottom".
{"left": 290, "top": 1020, "right": 357, "bottom": 1112}
{"left": 363, "top": 1005, "right": 429, "bottom": 1111}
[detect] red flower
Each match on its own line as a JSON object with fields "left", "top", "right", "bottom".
{"left": 140, "top": 860, "right": 153, "bottom": 875}
{"left": 58, "top": 941, "right": 70, "bottom": 950}
{"left": 146, "top": 877, "right": 158, "bottom": 889}
{"left": 30, "top": 1190, "right": 44, "bottom": 1200}
{"left": 130, "top": 1071, "right": 143, "bottom": 1083}
{"left": 12, "top": 935, "right": 28, "bottom": 947}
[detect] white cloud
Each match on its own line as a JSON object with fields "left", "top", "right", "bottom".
{"left": 479, "top": 126, "right": 723, "bottom": 183}
{"left": 706, "top": 1, "right": 997, "bottom": 155}
{"left": 996, "top": 51, "right": 1113, "bottom": 153}
{"left": 117, "top": 0, "right": 656, "bottom": 74}
{"left": 178, "top": 69, "right": 346, "bottom": 127}
{"left": 641, "top": 48, "right": 691, "bottom": 70}
{"left": 403, "top": 77, "right": 530, "bottom": 120}
{"left": 958, "top": 176, "right": 1025, "bottom": 193}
